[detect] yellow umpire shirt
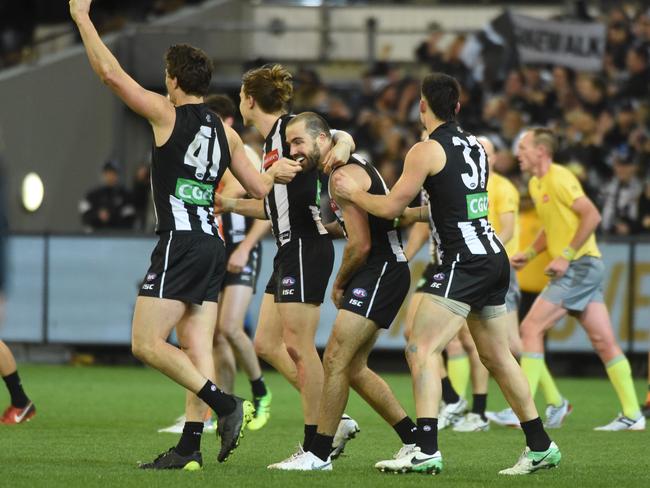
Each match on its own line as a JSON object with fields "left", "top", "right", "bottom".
{"left": 487, "top": 172, "right": 520, "bottom": 257}
{"left": 528, "top": 163, "right": 601, "bottom": 260}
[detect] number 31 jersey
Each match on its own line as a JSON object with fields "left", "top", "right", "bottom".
{"left": 424, "top": 122, "right": 504, "bottom": 265}
{"left": 151, "top": 104, "right": 230, "bottom": 235}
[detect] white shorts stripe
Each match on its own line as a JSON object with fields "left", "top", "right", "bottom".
{"left": 366, "top": 261, "right": 388, "bottom": 318}
{"left": 444, "top": 253, "right": 460, "bottom": 299}
{"left": 159, "top": 231, "right": 173, "bottom": 298}
{"left": 298, "top": 238, "right": 305, "bottom": 302}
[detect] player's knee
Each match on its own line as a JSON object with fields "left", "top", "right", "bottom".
{"left": 253, "top": 336, "right": 273, "bottom": 360}
{"left": 322, "top": 348, "right": 346, "bottom": 376}
{"left": 131, "top": 339, "right": 155, "bottom": 364}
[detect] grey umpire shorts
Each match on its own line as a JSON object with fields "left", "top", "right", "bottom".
{"left": 505, "top": 265, "right": 521, "bottom": 313}
{"left": 540, "top": 255, "right": 604, "bottom": 313}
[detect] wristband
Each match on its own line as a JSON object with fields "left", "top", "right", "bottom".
{"left": 393, "top": 217, "right": 400, "bottom": 228}
{"left": 524, "top": 247, "right": 537, "bottom": 261}
{"left": 561, "top": 246, "right": 576, "bottom": 261}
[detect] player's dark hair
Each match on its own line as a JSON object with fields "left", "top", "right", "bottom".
{"left": 421, "top": 72, "right": 460, "bottom": 122}
{"left": 529, "top": 127, "right": 557, "bottom": 156}
{"left": 165, "top": 44, "right": 213, "bottom": 97}
{"left": 241, "top": 64, "right": 293, "bottom": 114}
{"left": 287, "top": 112, "right": 332, "bottom": 141}
{"left": 204, "top": 94, "right": 237, "bottom": 120}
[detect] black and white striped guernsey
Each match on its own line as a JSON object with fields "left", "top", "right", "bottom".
{"left": 328, "top": 155, "right": 407, "bottom": 263}
{"left": 219, "top": 211, "right": 253, "bottom": 251}
{"left": 424, "top": 122, "right": 504, "bottom": 265}
{"left": 262, "top": 114, "right": 327, "bottom": 247}
{"left": 151, "top": 104, "right": 230, "bottom": 234}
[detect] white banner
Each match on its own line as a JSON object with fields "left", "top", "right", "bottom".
{"left": 509, "top": 13, "right": 606, "bottom": 71}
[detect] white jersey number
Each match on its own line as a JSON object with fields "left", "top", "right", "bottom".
{"left": 452, "top": 135, "right": 487, "bottom": 190}
{"left": 184, "top": 125, "right": 221, "bottom": 181}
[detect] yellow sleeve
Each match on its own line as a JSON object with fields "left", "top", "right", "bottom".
{"left": 554, "top": 168, "right": 584, "bottom": 207}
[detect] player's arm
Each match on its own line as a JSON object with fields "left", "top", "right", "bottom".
{"left": 404, "top": 221, "right": 430, "bottom": 261}
{"left": 330, "top": 166, "right": 372, "bottom": 307}
{"left": 322, "top": 130, "right": 356, "bottom": 173}
{"left": 226, "top": 220, "right": 271, "bottom": 273}
{"left": 225, "top": 125, "right": 300, "bottom": 199}
{"left": 496, "top": 211, "right": 515, "bottom": 245}
{"left": 218, "top": 169, "right": 247, "bottom": 199}
{"left": 215, "top": 193, "right": 267, "bottom": 220}
{"left": 70, "top": 1, "right": 174, "bottom": 141}
{"left": 398, "top": 205, "right": 430, "bottom": 226}
{"left": 324, "top": 220, "right": 345, "bottom": 238}
{"left": 511, "top": 229, "right": 547, "bottom": 270}
{"left": 567, "top": 196, "right": 601, "bottom": 252}
{"left": 333, "top": 141, "right": 442, "bottom": 219}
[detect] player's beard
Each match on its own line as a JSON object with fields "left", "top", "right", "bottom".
{"left": 296, "top": 143, "right": 320, "bottom": 171}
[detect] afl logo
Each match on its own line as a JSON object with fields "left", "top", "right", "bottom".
{"left": 352, "top": 288, "right": 367, "bottom": 298}
{"left": 433, "top": 272, "right": 445, "bottom": 281}
{"left": 146, "top": 273, "right": 157, "bottom": 282}
{"left": 282, "top": 276, "right": 296, "bottom": 287}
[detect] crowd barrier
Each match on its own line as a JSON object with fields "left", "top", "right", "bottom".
{"left": 2, "top": 235, "right": 649, "bottom": 352}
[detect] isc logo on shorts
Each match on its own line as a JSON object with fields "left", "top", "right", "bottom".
{"left": 142, "top": 283, "right": 155, "bottom": 290}
{"left": 349, "top": 299, "right": 363, "bottom": 307}
{"left": 430, "top": 282, "right": 441, "bottom": 288}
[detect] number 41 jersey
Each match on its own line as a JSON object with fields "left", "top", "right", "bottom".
{"left": 151, "top": 104, "right": 230, "bottom": 235}
{"left": 424, "top": 122, "right": 504, "bottom": 265}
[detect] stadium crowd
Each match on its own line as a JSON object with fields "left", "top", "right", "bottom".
{"left": 272, "top": 4, "right": 650, "bottom": 236}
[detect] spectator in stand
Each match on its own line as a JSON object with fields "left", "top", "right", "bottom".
{"left": 637, "top": 179, "right": 650, "bottom": 233}
{"left": 601, "top": 154, "right": 643, "bottom": 235}
{"left": 79, "top": 160, "right": 135, "bottom": 232}
{"left": 618, "top": 44, "right": 650, "bottom": 100}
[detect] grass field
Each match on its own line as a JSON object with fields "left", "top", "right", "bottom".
{"left": 1, "top": 364, "right": 648, "bottom": 487}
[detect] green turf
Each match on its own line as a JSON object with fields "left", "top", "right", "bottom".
{"left": 1, "top": 364, "right": 648, "bottom": 487}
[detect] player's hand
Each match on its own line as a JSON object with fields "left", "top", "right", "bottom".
{"left": 227, "top": 245, "right": 250, "bottom": 274}
{"left": 331, "top": 171, "right": 361, "bottom": 201}
{"left": 69, "top": 0, "right": 92, "bottom": 21}
{"left": 331, "top": 286, "right": 344, "bottom": 309}
{"left": 270, "top": 157, "right": 301, "bottom": 184}
{"left": 214, "top": 193, "right": 236, "bottom": 215}
{"left": 322, "top": 142, "right": 352, "bottom": 175}
{"left": 544, "top": 257, "right": 569, "bottom": 279}
{"left": 510, "top": 252, "right": 528, "bottom": 270}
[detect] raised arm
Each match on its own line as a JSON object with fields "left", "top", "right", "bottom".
{"left": 69, "top": 0, "right": 174, "bottom": 142}
{"left": 333, "top": 141, "right": 442, "bottom": 219}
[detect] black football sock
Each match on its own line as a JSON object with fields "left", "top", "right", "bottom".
{"left": 472, "top": 394, "right": 487, "bottom": 420}
{"left": 441, "top": 376, "right": 460, "bottom": 404}
{"left": 392, "top": 416, "right": 417, "bottom": 445}
{"left": 175, "top": 421, "right": 203, "bottom": 456}
{"left": 303, "top": 424, "right": 317, "bottom": 450}
{"left": 197, "top": 380, "right": 236, "bottom": 417}
{"left": 310, "top": 433, "right": 334, "bottom": 462}
{"left": 250, "top": 376, "right": 267, "bottom": 398}
{"left": 416, "top": 418, "right": 438, "bottom": 455}
{"left": 521, "top": 417, "right": 552, "bottom": 452}
{"left": 2, "top": 371, "right": 29, "bottom": 408}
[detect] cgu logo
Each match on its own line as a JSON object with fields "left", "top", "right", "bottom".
{"left": 466, "top": 192, "right": 489, "bottom": 219}
{"left": 175, "top": 178, "right": 213, "bottom": 205}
